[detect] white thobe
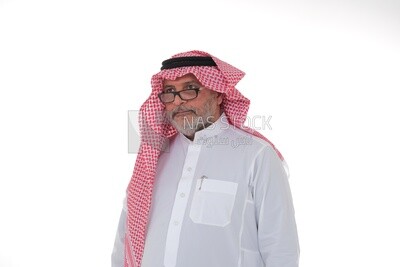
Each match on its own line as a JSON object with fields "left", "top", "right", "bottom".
{"left": 112, "top": 114, "right": 299, "bottom": 267}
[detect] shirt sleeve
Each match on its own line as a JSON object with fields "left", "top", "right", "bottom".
{"left": 253, "top": 146, "right": 300, "bottom": 267}
{"left": 111, "top": 197, "right": 127, "bottom": 267}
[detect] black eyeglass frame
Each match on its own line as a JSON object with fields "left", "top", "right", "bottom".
{"left": 157, "top": 88, "right": 202, "bottom": 104}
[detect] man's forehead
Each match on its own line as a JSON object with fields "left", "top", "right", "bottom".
{"left": 162, "top": 73, "right": 201, "bottom": 87}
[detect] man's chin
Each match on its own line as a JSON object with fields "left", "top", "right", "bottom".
{"left": 173, "top": 113, "right": 195, "bottom": 125}
{"left": 171, "top": 117, "right": 197, "bottom": 134}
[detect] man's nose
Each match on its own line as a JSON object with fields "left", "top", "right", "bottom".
{"left": 172, "top": 94, "right": 187, "bottom": 106}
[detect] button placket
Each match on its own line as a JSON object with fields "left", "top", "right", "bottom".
{"left": 164, "top": 143, "right": 201, "bottom": 267}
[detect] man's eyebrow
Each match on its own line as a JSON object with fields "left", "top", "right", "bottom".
{"left": 183, "top": 80, "right": 199, "bottom": 84}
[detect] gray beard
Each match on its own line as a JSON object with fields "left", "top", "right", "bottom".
{"left": 166, "top": 100, "right": 218, "bottom": 138}
{"left": 171, "top": 115, "right": 214, "bottom": 137}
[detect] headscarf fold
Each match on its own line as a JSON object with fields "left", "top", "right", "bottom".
{"left": 125, "top": 50, "right": 283, "bottom": 267}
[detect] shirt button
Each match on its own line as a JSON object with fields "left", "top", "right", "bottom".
{"left": 180, "top": 193, "right": 185, "bottom": 198}
{"left": 173, "top": 221, "right": 179, "bottom": 226}
{"left": 187, "top": 167, "right": 192, "bottom": 172}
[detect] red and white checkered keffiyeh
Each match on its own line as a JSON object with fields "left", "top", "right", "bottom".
{"left": 124, "top": 50, "right": 283, "bottom": 267}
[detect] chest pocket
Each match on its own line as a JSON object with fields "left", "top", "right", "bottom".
{"left": 189, "top": 178, "right": 238, "bottom": 227}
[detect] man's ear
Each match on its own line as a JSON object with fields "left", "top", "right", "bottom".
{"left": 216, "top": 92, "right": 223, "bottom": 105}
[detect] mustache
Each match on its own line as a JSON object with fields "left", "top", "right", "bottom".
{"left": 171, "top": 107, "right": 196, "bottom": 118}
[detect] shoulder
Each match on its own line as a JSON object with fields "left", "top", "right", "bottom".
{"left": 225, "top": 125, "right": 279, "bottom": 156}
{"left": 225, "top": 125, "right": 289, "bottom": 175}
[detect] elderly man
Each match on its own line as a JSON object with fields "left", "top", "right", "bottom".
{"left": 112, "top": 50, "right": 300, "bottom": 267}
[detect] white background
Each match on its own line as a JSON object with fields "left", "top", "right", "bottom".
{"left": 1, "top": 0, "right": 399, "bottom": 266}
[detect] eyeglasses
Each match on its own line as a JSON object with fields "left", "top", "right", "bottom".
{"left": 158, "top": 87, "right": 202, "bottom": 104}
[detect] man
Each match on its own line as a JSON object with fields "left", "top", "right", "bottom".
{"left": 112, "top": 50, "right": 300, "bottom": 267}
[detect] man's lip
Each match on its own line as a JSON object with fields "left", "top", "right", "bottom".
{"left": 173, "top": 110, "right": 194, "bottom": 117}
